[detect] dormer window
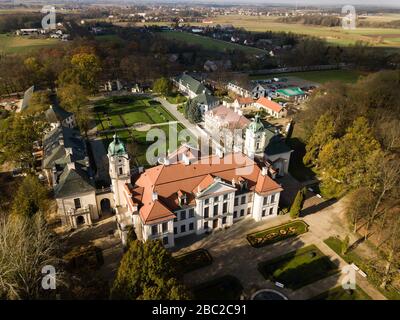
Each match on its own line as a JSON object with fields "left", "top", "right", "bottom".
{"left": 177, "top": 190, "right": 187, "bottom": 206}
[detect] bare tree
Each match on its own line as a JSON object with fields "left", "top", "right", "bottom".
{"left": 0, "top": 214, "right": 61, "bottom": 299}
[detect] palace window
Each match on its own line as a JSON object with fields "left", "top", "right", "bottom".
{"left": 234, "top": 197, "right": 239, "bottom": 206}
{"left": 222, "top": 217, "right": 227, "bottom": 225}
{"left": 213, "top": 204, "right": 218, "bottom": 216}
{"left": 205, "top": 198, "right": 209, "bottom": 205}
{"left": 181, "top": 225, "right": 186, "bottom": 233}
{"left": 241, "top": 195, "right": 246, "bottom": 205}
{"left": 263, "top": 197, "right": 269, "bottom": 206}
{"left": 247, "top": 207, "right": 251, "bottom": 215}
{"left": 162, "top": 222, "right": 168, "bottom": 233}
{"left": 74, "top": 198, "right": 81, "bottom": 209}
{"left": 189, "top": 222, "right": 194, "bottom": 231}
{"left": 189, "top": 208, "right": 195, "bottom": 218}
{"left": 180, "top": 211, "right": 186, "bottom": 220}
{"left": 262, "top": 209, "right": 266, "bottom": 217}
{"left": 214, "top": 196, "right": 219, "bottom": 203}
{"left": 119, "top": 167, "right": 123, "bottom": 175}
{"left": 204, "top": 221, "right": 209, "bottom": 229}
{"left": 269, "top": 207, "right": 274, "bottom": 215}
{"left": 151, "top": 225, "right": 158, "bottom": 235}
{"left": 240, "top": 209, "right": 244, "bottom": 217}
{"left": 271, "top": 194, "right": 275, "bottom": 203}
{"left": 233, "top": 211, "right": 237, "bottom": 219}
{"left": 223, "top": 202, "right": 228, "bottom": 214}
{"left": 248, "top": 193, "right": 253, "bottom": 203}
{"left": 223, "top": 194, "right": 228, "bottom": 201}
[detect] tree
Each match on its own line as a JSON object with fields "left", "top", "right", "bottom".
{"left": 0, "top": 213, "right": 60, "bottom": 299}
{"left": 58, "top": 53, "right": 101, "bottom": 93}
{"left": 318, "top": 117, "right": 383, "bottom": 198}
{"left": 184, "top": 99, "right": 202, "bottom": 124}
{"left": 58, "top": 84, "right": 91, "bottom": 136}
{"left": 0, "top": 114, "right": 48, "bottom": 169}
{"left": 12, "top": 175, "right": 49, "bottom": 218}
{"left": 289, "top": 188, "right": 305, "bottom": 219}
{"left": 152, "top": 77, "right": 171, "bottom": 96}
{"left": 303, "top": 113, "right": 335, "bottom": 167}
{"left": 111, "top": 240, "right": 189, "bottom": 300}
{"left": 24, "top": 90, "right": 51, "bottom": 115}
{"left": 380, "top": 210, "right": 400, "bottom": 289}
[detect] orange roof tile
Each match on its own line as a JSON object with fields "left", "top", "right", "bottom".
{"left": 256, "top": 97, "right": 283, "bottom": 113}
{"left": 127, "top": 152, "right": 282, "bottom": 224}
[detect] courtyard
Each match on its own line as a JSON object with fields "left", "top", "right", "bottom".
{"left": 172, "top": 197, "right": 386, "bottom": 300}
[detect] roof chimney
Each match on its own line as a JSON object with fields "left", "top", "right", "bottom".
{"left": 216, "top": 146, "right": 224, "bottom": 159}
{"left": 182, "top": 153, "right": 190, "bottom": 166}
{"left": 67, "top": 162, "right": 75, "bottom": 171}
{"left": 152, "top": 192, "right": 158, "bottom": 201}
{"left": 261, "top": 167, "right": 268, "bottom": 176}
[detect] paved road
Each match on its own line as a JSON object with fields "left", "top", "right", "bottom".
{"left": 153, "top": 96, "right": 204, "bottom": 140}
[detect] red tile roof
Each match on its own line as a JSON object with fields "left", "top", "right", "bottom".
{"left": 256, "top": 97, "right": 283, "bottom": 113}
{"left": 206, "top": 105, "right": 250, "bottom": 129}
{"left": 127, "top": 152, "right": 282, "bottom": 225}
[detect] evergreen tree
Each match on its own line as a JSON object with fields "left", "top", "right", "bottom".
{"left": 289, "top": 188, "right": 306, "bottom": 219}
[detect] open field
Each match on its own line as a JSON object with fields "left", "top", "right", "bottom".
{"left": 250, "top": 69, "right": 365, "bottom": 84}
{"left": 0, "top": 34, "right": 59, "bottom": 54}
{"left": 157, "top": 31, "right": 266, "bottom": 54}
{"left": 190, "top": 15, "right": 400, "bottom": 48}
{"left": 94, "top": 96, "right": 189, "bottom": 167}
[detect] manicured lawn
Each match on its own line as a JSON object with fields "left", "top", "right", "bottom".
{"left": 247, "top": 220, "right": 309, "bottom": 248}
{"left": 311, "top": 286, "right": 371, "bottom": 300}
{"left": 258, "top": 245, "right": 339, "bottom": 290}
{"left": 175, "top": 249, "right": 213, "bottom": 274}
{"left": 0, "top": 33, "right": 59, "bottom": 54}
{"left": 95, "top": 95, "right": 191, "bottom": 167}
{"left": 324, "top": 236, "right": 400, "bottom": 300}
{"left": 250, "top": 70, "right": 365, "bottom": 84}
{"left": 192, "top": 275, "right": 243, "bottom": 300}
{"left": 158, "top": 31, "right": 265, "bottom": 54}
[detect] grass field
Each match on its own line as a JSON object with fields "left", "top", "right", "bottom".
{"left": 158, "top": 31, "right": 266, "bottom": 54}
{"left": 250, "top": 69, "right": 365, "bottom": 84}
{"left": 170, "top": 15, "right": 400, "bottom": 48}
{"left": 0, "top": 34, "right": 59, "bottom": 54}
{"left": 95, "top": 96, "right": 189, "bottom": 167}
{"left": 258, "top": 245, "right": 339, "bottom": 290}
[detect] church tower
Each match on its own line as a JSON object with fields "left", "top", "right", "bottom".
{"left": 108, "top": 133, "right": 131, "bottom": 207}
{"left": 244, "top": 114, "right": 269, "bottom": 158}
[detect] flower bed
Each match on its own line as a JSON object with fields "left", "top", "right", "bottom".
{"left": 175, "top": 248, "right": 213, "bottom": 274}
{"left": 247, "top": 220, "right": 309, "bottom": 248}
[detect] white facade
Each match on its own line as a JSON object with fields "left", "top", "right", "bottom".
{"left": 137, "top": 177, "right": 281, "bottom": 248}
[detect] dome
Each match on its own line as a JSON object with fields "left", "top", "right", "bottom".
{"left": 248, "top": 114, "right": 265, "bottom": 133}
{"left": 108, "top": 133, "right": 126, "bottom": 156}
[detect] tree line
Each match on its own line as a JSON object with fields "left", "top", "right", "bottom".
{"left": 298, "top": 70, "right": 400, "bottom": 291}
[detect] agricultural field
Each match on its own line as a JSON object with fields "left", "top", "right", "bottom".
{"left": 157, "top": 31, "right": 266, "bottom": 54}
{"left": 194, "top": 15, "right": 400, "bottom": 48}
{"left": 0, "top": 34, "right": 59, "bottom": 54}
{"left": 250, "top": 69, "right": 365, "bottom": 84}
{"left": 94, "top": 96, "right": 190, "bottom": 167}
